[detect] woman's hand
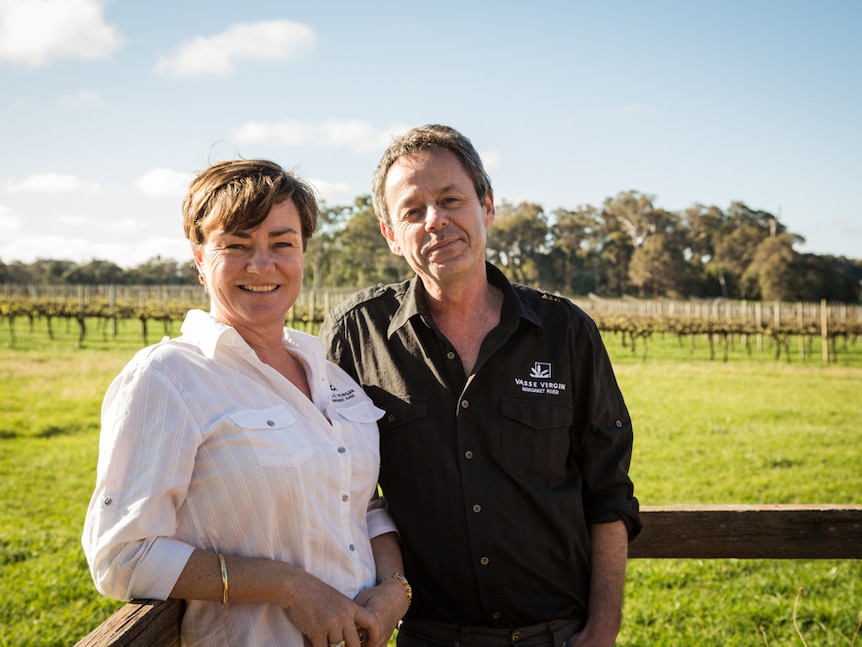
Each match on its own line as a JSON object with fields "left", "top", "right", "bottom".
{"left": 280, "top": 570, "right": 379, "bottom": 647}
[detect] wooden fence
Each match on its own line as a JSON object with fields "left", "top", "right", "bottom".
{"left": 74, "top": 504, "right": 862, "bottom": 647}
{"left": 4, "top": 285, "right": 861, "bottom": 322}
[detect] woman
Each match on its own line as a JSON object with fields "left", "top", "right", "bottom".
{"left": 82, "top": 160, "right": 411, "bottom": 647}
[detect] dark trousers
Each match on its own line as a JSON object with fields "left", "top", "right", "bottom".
{"left": 397, "top": 617, "right": 587, "bottom": 647}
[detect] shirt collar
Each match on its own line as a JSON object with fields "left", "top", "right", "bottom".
{"left": 179, "top": 309, "right": 325, "bottom": 368}
{"left": 386, "top": 262, "right": 543, "bottom": 338}
{"left": 180, "top": 309, "right": 246, "bottom": 359}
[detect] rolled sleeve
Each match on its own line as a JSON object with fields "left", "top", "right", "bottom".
{"left": 82, "top": 355, "right": 200, "bottom": 600}
{"left": 366, "top": 494, "right": 399, "bottom": 539}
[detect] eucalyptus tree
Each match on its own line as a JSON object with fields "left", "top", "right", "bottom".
{"left": 628, "top": 232, "right": 689, "bottom": 298}
{"left": 551, "top": 204, "right": 602, "bottom": 295}
{"left": 711, "top": 202, "right": 784, "bottom": 299}
{"left": 328, "top": 195, "right": 409, "bottom": 287}
{"left": 486, "top": 200, "right": 549, "bottom": 286}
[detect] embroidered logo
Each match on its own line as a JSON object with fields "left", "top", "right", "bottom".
{"left": 514, "top": 361, "right": 568, "bottom": 396}
{"left": 529, "top": 362, "right": 552, "bottom": 378}
{"left": 330, "top": 383, "right": 358, "bottom": 403}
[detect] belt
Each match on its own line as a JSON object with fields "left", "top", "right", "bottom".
{"left": 399, "top": 615, "right": 587, "bottom": 647}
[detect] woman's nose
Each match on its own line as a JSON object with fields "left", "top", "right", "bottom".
{"left": 246, "top": 246, "right": 273, "bottom": 272}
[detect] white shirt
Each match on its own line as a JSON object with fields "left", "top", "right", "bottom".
{"left": 82, "top": 309, "right": 396, "bottom": 646}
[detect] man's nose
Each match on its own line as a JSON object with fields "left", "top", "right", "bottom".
{"left": 423, "top": 204, "right": 449, "bottom": 230}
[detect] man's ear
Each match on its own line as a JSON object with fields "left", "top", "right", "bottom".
{"left": 380, "top": 220, "right": 403, "bottom": 256}
{"left": 483, "top": 190, "right": 496, "bottom": 228}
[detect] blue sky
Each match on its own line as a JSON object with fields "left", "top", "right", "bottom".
{"left": 1, "top": 0, "right": 860, "bottom": 268}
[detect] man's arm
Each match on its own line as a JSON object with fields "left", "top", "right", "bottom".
{"left": 571, "top": 520, "right": 629, "bottom": 647}
{"left": 353, "top": 532, "right": 410, "bottom": 647}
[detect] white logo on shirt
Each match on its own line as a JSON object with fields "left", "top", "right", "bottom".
{"left": 514, "top": 362, "right": 567, "bottom": 396}
{"left": 529, "top": 362, "right": 552, "bottom": 378}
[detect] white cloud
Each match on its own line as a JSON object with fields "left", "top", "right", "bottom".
{"left": 105, "top": 218, "right": 138, "bottom": 233}
{"left": 58, "top": 89, "right": 104, "bottom": 109}
{"left": 53, "top": 213, "right": 93, "bottom": 227}
{"left": 480, "top": 150, "right": 501, "bottom": 171}
{"left": 0, "top": 233, "right": 193, "bottom": 267}
{"left": 234, "top": 119, "right": 411, "bottom": 155}
{"left": 134, "top": 168, "right": 193, "bottom": 198}
{"left": 155, "top": 20, "right": 315, "bottom": 78}
{"left": 3, "top": 173, "right": 103, "bottom": 194}
{"left": 233, "top": 119, "right": 307, "bottom": 147}
{"left": 308, "top": 178, "right": 355, "bottom": 205}
{"left": 0, "top": 0, "right": 122, "bottom": 66}
{"left": 0, "top": 204, "right": 21, "bottom": 231}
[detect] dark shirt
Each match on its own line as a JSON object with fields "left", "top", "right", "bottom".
{"left": 319, "top": 263, "right": 641, "bottom": 628}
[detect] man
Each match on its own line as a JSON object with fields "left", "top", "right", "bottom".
{"left": 319, "top": 124, "right": 641, "bottom": 647}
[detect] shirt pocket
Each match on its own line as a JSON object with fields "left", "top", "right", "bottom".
{"left": 331, "top": 400, "right": 385, "bottom": 427}
{"left": 229, "top": 405, "right": 315, "bottom": 467}
{"left": 330, "top": 400, "right": 385, "bottom": 456}
{"left": 376, "top": 395, "right": 428, "bottom": 432}
{"left": 499, "top": 397, "right": 573, "bottom": 485}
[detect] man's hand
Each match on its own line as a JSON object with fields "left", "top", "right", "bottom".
{"left": 353, "top": 577, "right": 411, "bottom": 647}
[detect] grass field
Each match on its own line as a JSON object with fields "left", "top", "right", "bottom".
{"left": 1, "top": 317, "right": 860, "bottom": 646}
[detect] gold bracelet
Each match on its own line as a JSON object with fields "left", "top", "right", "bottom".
{"left": 218, "top": 553, "right": 229, "bottom": 605}
{"left": 381, "top": 572, "right": 412, "bottom": 609}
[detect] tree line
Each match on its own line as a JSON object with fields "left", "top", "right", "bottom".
{"left": 3, "top": 190, "right": 861, "bottom": 302}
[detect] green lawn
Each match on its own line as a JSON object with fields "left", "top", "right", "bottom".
{"left": 1, "top": 318, "right": 860, "bottom": 646}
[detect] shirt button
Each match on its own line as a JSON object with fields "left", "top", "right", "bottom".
{"left": 342, "top": 495, "right": 349, "bottom": 502}
{"left": 461, "top": 400, "right": 469, "bottom": 409}
{"left": 492, "top": 611, "right": 501, "bottom": 619}
{"left": 103, "top": 496, "right": 112, "bottom": 505}
{"left": 447, "top": 351, "right": 455, "bottom": 360}
{"left": 387, "top": 414, "right": 396, "bottom": 422}
{"left": 267, "top": 420, "right": 275, "bottom": 427}
{"left": 480, "top": 556, "right": 490, "bottom": 565}
{"left": 464, "top": 451, "right": 474, "bottom": 459}
{"left": 472, "top": 504, "right": 482, "bottom": 513}
{"left": 349, "top": 544, "right": 356, "bottom": 551}
{"left": 511, "top": 631, "right": 522, "bottom": 642}
{"left": 338, "top": 446, "right": 346, "bottom": 454}
{"left": 616, "top": 420, "right": 623, "bottom": 428}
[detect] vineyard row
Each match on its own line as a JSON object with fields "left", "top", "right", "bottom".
{"left": 1, "top": 288, "right": 860, "bottom": 363}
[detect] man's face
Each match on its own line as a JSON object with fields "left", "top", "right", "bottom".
{"left": 380, "top": 148, "right": 494, "bottom": 287}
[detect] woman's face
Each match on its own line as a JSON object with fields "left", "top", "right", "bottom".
{"left": 194, "top": 199, "right": 304, "bottom": 336}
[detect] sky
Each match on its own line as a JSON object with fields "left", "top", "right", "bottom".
{"left": 1, "top": 0, "right": 860, "bottom": 269}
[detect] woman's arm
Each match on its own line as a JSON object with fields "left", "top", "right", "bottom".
{"left": 172, "top": 549, "right": 379, "bottom": 647}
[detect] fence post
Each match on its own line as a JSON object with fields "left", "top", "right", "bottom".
{"left": 755, "top": 302, "right": 763, "bottom": 353}
{"left": 821, "top": 299, "right": 829, "bottom": 366}
{"left": 797, "top": 302, "right": 804, "bottom": 361}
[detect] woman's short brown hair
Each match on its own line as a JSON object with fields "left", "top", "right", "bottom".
{"left": 183, "top": 159, "right": 319, "bottom": 250}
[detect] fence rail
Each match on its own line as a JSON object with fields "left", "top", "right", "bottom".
{"left": 73, "top": 504, "right": 862, "bottom": 647}
{"left": 2, "top": 287, "right": 860, "bottom": 362}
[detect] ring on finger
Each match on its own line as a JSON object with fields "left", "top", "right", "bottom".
{"left": 329, "top": 641, "right": 346, "bottom": 647}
